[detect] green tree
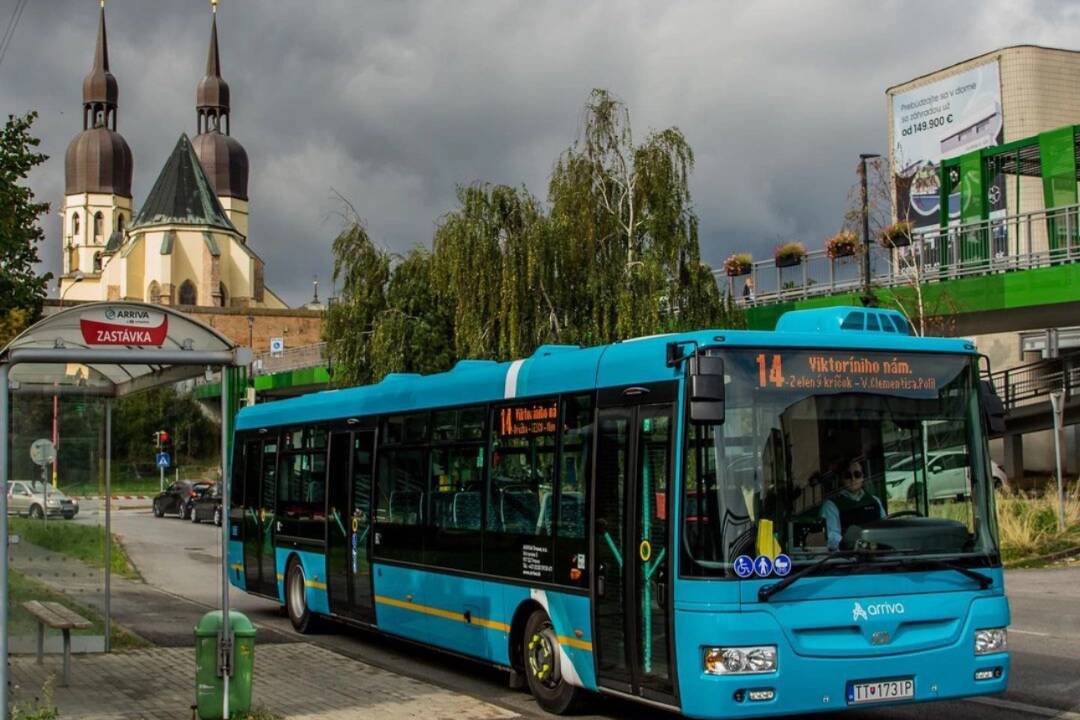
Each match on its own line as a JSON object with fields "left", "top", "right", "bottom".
{"left": 323, "top": 219, "right": 390, "bottom": 386}
{"left": 0, "top": 112, "right": 52, "bottom": 327}
{"left": 323, "top": 89, "right": 743, "bottom": 384}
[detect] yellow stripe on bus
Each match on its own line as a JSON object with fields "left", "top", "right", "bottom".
{"left": 229, "top": 563, "right": 243, "bottom": 573}
{"left": 305, "top": 579, "right": 328, "bottom": 590}
{"left": 374, "top": 594, "right": 511, "bottom": 633}
{"left": 557, "top": 635, "right": 593, "bottom": 652}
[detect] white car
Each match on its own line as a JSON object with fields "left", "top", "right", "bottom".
{"left": 884, "top": 451, "right": 1008, "bottom": 502}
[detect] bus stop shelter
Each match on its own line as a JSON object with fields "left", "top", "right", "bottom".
{"left": 0, "top": 302, "right": 251, "bottom": 719}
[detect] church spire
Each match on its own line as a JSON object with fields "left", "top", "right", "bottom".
{"left": 82, "top": 0, "right": 118, "bottom": 129}
{"left": 197, "top": 3, "right": 230, "bottom": 135}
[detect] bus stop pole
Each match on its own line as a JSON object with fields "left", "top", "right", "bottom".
{"left": 220, "top": 367, "right": 231, "bottom": 720}
{"left": 104, "top": 399, "right": 112, "bottom": 653}
{"left": 1, "top": 363, "right": 10, "bottom": 720}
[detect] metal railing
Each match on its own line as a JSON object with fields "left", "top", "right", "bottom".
{"left": 726, "top": 203, "right": 1080, "bottom": 306}
{"left": 989, "top": 353, "right": 1080, "bottom": 411}
{"left": 251, "top": 342, "right": 328, "bottom": 375}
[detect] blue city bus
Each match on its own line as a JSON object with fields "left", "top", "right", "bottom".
{"left": 227, "top": 306, "right": 1010, "bottom": 718}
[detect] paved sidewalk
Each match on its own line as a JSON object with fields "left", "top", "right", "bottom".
{"left": 10, "top": 643, "right": 521, "bottom": 720}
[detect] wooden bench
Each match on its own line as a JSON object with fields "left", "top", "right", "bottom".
{"left": 22, "top": 600, "right": 92, "bottom": 686}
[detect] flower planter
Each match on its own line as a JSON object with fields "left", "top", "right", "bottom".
{"left": 775, "top": 255, "right": 803, "bottom": 268}
{"left": 723, "top": 253, "right": 753, "bottom": 277}
{"left": 829, "top": 247, "right": 856, "bottom": 259}
{"left": 880, "top": 222, "right": 913, "bottom": 249}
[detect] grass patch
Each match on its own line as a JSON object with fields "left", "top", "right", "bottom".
{"left": 997, "top": 486, "right": 1080, "bottom": 565}
{"left": 7, "top": 569, "right": 148, "bottom": 651}
{"left": 9, "top": 517, "right": 139, "bottom": 580}
{"left": 9, "top": 674, "right": 59, "bottom": 720}
{"left": 237, "top": 706, "right": 283, "bottom": 720}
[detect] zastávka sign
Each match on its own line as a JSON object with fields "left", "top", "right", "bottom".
{"left": 80, "top": 307, "right": 169, "bottom": 346}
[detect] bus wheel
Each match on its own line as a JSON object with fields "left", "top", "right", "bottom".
{"left": 523, "top": 609, "right": 582, "bottom": 714}
{"left": 286, "top": 558, "right": 315, "bottom": 634}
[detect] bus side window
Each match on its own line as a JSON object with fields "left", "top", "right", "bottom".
{"left": 486, "top": 400, "right": 557, "bottom": 582}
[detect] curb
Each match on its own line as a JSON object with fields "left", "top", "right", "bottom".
{"left": 1004, "top": 544, "right": 1080, "bottom": 568}
{"left": 71, "top": 495, "right": 153, "bottom": 500}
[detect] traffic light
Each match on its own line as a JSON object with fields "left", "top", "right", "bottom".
{"left": 153, "top": 430, "right": 171, "bottom": 449}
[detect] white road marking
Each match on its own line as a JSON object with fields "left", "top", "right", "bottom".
{"left": 1010, "top": 629, "right": 1051, "bottom": 637}
{"left": 968, "top": 696, "right": 1080, "bottom": 719}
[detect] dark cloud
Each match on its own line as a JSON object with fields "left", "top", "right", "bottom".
{"left": 4, "top": 0, "right": 1077, "bottom": 306}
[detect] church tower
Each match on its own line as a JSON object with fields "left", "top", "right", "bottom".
{"left": 192, "top": 1, "right": 250, "bottom": 237}
{"left": 60, "top": 1, "right": 133, "bottom": 301}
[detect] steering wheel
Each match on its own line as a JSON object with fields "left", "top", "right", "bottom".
{"left": 886, "top": 510, "right": 919, "bottom": 519}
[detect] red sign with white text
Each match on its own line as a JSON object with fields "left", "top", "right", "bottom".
{"left": 80, "top": 308, "right": 169, "bottom": 346}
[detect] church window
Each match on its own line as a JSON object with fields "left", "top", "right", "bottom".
{"left": 93, "top": 212, "right": 104, "bottom": 244}
{"left": 147, "top": 281, "right": 161, "bottom": 304}
{"left": 93, "top": 252, "right": 102, "bottom": 273}
{"left": 179, "top": 280, "right": 198, "bottom": 306}
{"left": 218, "top": 282, "right": 229, "bottom": 307}
{"left": 117, "top": 214, "right": 125, "bottom": 232}
{"left": 71, "top": 213, "right": 80, "bottom": 239}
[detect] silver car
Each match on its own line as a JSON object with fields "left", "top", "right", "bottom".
{"left": 6, "top": 480, "right": 79, "bottom": 519}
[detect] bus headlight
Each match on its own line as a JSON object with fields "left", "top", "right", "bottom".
{"left": 704, "top": 646, "right": 777, "bottom": 675}
{"left": 974, "top": 628, "right": 1007, "bottom": 655}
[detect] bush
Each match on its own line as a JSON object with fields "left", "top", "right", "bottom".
{"left": 997, "top": 487, "right": 1080, "bottom": 561}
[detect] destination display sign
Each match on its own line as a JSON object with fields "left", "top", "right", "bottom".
{"left": 79, "top": 307, "right": 169, "bottom": 346}
{"left": 497, "top": 400, "right": 558, "bottom": 437}
{"left": 748, "top": 350, "right": 962, "bottom": 396}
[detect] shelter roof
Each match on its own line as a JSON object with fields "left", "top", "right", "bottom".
{"left": 0, "top": 302, "right": 245, "bottom": 397}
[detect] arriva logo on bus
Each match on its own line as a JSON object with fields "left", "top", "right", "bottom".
{"left": 853, "top": 601, "right": 905, "bottom": 622}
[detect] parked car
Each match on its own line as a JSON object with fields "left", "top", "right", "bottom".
{"left": 152, "top": 481, "right": 211, "bottom": 519}
{"left": 190, "top": 483, "right": 222, "bottom": 526}
{"left": 6, "top": 480, "right": 79, "bottom": 519}
{"left": 885, "top": 450, "right": 1009, "bottom": 502}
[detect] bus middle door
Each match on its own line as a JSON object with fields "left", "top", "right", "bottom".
{"left": 593, "top": 387, "right": 676, "bottom": 705}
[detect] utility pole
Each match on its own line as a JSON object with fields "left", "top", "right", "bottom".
{"left": 860, "top": 153, "right": 880, "bottom": 306}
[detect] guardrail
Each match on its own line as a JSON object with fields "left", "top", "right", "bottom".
{"left": 251, "top": 342, "right": 328, "bottom": 375}
{"left": 726, "top": 203, "right": 1080, "bottom": 306}
{"left": 989, "top": 353, "right": 1080, "bottom": 411}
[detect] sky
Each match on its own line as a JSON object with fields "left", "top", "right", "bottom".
{"left": 4, "top": 0, "right": 1080, "bottom": 307}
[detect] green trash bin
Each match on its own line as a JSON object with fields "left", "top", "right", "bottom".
{"left": 194, "top": 610, "right": 255, "bottom": 719}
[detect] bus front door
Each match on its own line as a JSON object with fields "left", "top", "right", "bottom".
{"left": 327, "top": 429, "right": 376, "bottom": 623}
{"left": 594, "top": 402, "right": 675, "bottom": 704}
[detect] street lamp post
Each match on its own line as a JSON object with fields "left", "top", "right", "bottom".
{"left": 859, "top": 153, "right": 880, "bottom": 305}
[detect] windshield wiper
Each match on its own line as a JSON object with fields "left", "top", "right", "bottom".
{"left": 893, "top": 557, "right": 993, "bottom": 589}
{"left": 757, "top": 550, "right": 871, "bottom": 602}
{"left": 757, "top": 550, "right": 994, "bottom": 603}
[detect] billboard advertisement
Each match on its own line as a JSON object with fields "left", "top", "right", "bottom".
{"left": 891, "top": 60, "right": 1003, "bottom": 229}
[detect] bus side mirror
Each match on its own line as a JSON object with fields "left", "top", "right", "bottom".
{"left": 979, "top": 380, "right": 1006, "bottom": 436}
{"left": 690, "top": 355, "right": 725, "bottom": 424}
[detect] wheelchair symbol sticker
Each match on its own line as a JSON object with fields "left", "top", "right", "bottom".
{"left": 733, "top": 555, "right": 754, "bottom": 578}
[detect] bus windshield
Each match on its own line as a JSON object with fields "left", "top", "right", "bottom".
{"left": 682, "top": 348, "right": 999, "bottom": 577}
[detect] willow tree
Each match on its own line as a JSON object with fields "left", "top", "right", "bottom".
{"left": 323, "top": 220, "right": 390, "bottom": 386}
{"left": 549, "top": 89, "right": 731, "bottom": 342}
{"left": 432, "top": 183, "right": 553, "bottom": 360}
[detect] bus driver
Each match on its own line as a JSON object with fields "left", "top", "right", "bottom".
{"left": 820, "top": 455, "right": 885, "bottom": 551}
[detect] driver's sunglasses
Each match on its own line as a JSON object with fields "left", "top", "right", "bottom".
{"left": 848, "top": 469, "right": 864, "bottom": 479}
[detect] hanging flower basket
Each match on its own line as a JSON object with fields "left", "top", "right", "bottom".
{"left": 723, "top": 252, "right": 753, "bottom": 276}
{"left": 880, "top": 221, "right": 913, "bottom": 248}
{"left": 825, "top": 231, "right": 858, "bottom": 260}
{"left": 774, "top": 241, "right": 806, "bottom": 268}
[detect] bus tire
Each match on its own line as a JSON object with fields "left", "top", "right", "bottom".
{"left": 286, "top": 557, "right": 315, "bottom": 634}
{"left": 523, "top": 608, "right": 583, "bottom": 714}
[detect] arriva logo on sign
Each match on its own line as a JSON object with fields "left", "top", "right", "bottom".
{"left": 853, "top": 601, "right": 905, "bottom": 622}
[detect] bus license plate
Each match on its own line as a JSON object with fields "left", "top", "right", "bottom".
{"left": 847, "top": 677, "right": 914, "bottom": 705}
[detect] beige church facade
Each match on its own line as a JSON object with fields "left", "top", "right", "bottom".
{"left": 58, "top": 4, "right": 285, "bottom": 310}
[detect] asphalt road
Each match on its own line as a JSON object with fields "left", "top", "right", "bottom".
{"left": 81, "top": 503, "right": 1080, "bottom": 720}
